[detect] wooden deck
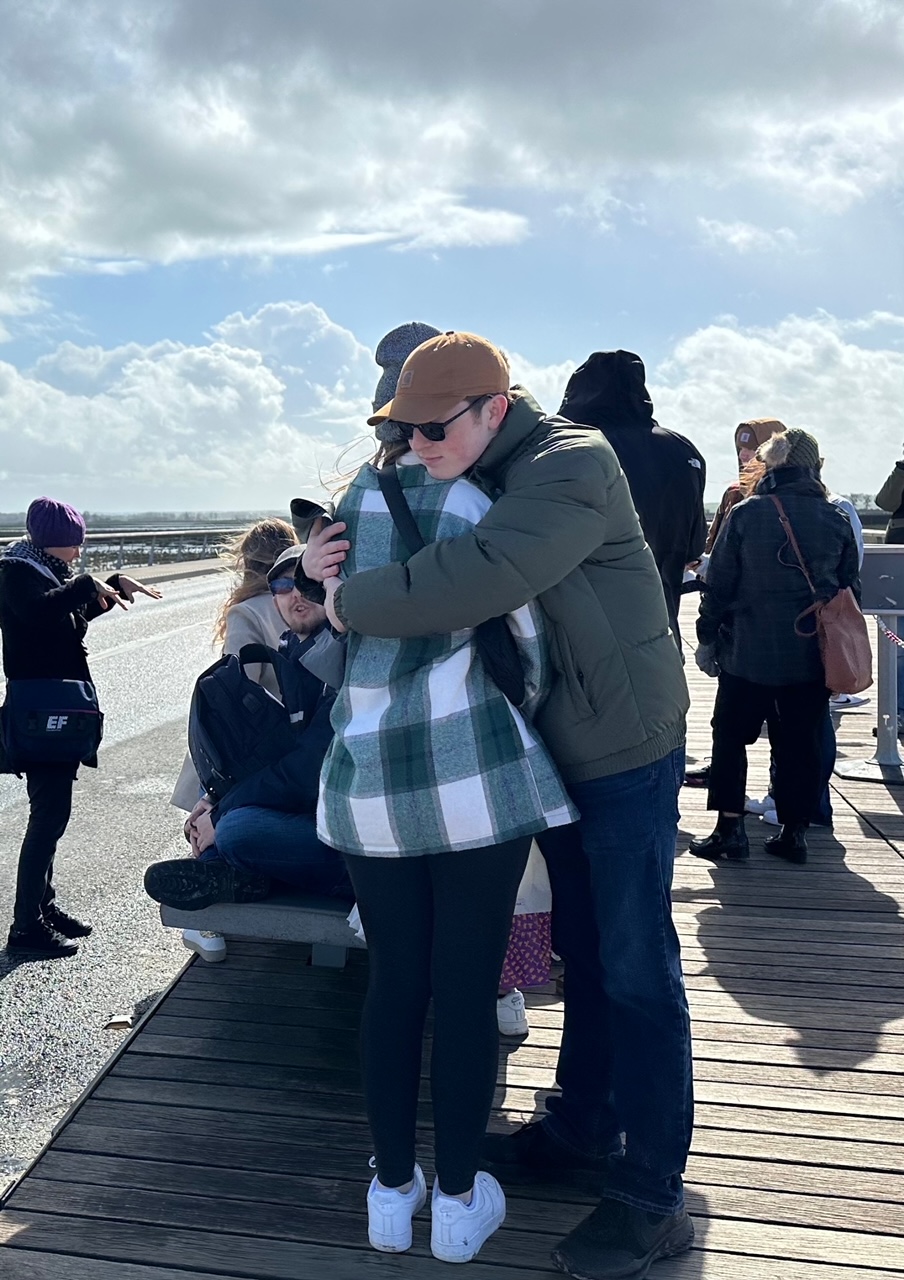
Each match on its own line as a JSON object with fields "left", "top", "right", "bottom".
{"left": 2, "top": 650, "right": 904, "bottom": 1278}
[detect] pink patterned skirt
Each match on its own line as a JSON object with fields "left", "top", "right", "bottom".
{"left": 500, "top": 912, "right": 552, "bottom": 990}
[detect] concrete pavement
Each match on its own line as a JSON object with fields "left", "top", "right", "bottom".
{"left": 0, "top": 575, "right": 226, "bottom": 1191}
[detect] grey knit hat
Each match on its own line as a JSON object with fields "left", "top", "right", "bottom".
{"left": 373, "top": 322, "right": 442, "bottom": 442}
{"left": 760, "top": 427, "right": 821, "bottom": 473}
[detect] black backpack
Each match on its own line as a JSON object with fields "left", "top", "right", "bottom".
{"left": 187, "top": 643, "right": 319, "bottom": 801}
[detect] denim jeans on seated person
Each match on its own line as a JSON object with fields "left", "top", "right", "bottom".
{"left": 537, "top": 746, "right": 693, "bottom": 1216}
{"left": 200, "top": 806, "right": 353, "bottom": 902}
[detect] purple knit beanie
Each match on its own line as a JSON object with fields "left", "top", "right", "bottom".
{"left": 26, "top": 497, "right": 87, "bottom": 548}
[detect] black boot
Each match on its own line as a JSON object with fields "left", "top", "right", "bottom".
{"left": 6, "top": 920, "right": 78, "bottom": 959}
{"left": 689, "top": 816, "right": 749, "bottom": 862}
{"left": 43, "top": 905, "right": 93, "bottom": 938}
{"left": 765, "top": 823, "right": 808, "bottom": 865}
{"left": 143, "top": 858, "right": 272, "bottom": 911}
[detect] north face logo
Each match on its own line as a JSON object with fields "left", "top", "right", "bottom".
{"left": 46, "top": 715, "right": 69, "bottom": 731}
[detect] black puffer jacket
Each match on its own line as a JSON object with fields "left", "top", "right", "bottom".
{"left": 697, "top": 467, "right": 860, "bottom": 686}
{"left": 559, "top": 350, "right": 706, "bottom": 642}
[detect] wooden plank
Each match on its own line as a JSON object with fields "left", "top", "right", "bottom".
{"left": 144, "top": 1010, "right": 904, "bottom": 1075}
{"left": 93, "top": 1074, "right": 904, "bottom": 1146}
{"left": 52, "top": 1117, "right": 904, "bottom": 1181}
{"left": 109, "top": 1049, "right": 904, "bottom": 1122}
{"left": 30, "top": 1134, "right": 904, "bottom": 1210}
{"left": 0, "top": 1257, "right": 259, "bottom": 1280}
{"left": 0, "top": 1211, "right": 555, "bottom": 1277}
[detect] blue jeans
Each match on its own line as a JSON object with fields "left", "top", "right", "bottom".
{"left": 767, "top": 707, "right": 835, "bottom": 826}
{"left": 202, "top": 806, "right": 353, "bottom": 901}
{"left": 538, "top": 746, "right": 693, "bottom": 1214}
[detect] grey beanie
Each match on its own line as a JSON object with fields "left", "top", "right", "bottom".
{"left": 373, "top": 322, "right": 442, "bottom": 442}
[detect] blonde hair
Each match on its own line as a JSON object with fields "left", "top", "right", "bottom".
{"left": 213, "top": 518, "right": 297, "bottom": 646}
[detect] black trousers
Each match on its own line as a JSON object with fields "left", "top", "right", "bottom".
{"left": 345, "top": 837, "right": 530, "bottom": 1195}
{"left": 708, "top": 672, "right": 829, "bottom": 826}
{"left": 13, "top": 764, "right": 78, "bottom": 929}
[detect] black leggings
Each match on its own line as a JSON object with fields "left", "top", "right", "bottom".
{"left": 345, "top": 838, "right": 530, "bottom": 1195}
{"left": 14, "top": 764, "right": 78, "bottom": 928}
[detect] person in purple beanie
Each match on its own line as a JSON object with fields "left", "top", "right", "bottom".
{"left": 0, "top": 497, "right": 162, "bottom": 958}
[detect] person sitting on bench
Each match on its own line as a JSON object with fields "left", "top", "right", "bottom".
{"left": 143, "top": 546, "right": 352, "bottom": 910}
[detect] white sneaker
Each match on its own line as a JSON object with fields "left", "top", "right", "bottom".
{"left": 761, "top": 805, "right": 780, "bottom": 826}
{"left": 744, "top": 795, "right": 772, "bottom": 815}
{"left": 367, "top": 1162, "right": 427, "bottom": 1252}
{"left": 497, "top": 990, "right": 528, "bottom": 1037}
{"left": 431, "top": 1172, "right": 506, "bottom": 1263}
{"left": 181, "top": 930, "right": 227, "bottom": 962}
{"left": 831, "top": 693, "right": 869, "bottom": 708}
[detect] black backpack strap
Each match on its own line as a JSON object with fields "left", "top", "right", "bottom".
{"left": 377, "top": 465, "right": 426, "bottom": 560}
{"left": 237, "top": 643, "right": 279, "bottom": 667}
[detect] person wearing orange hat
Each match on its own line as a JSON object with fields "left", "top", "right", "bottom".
{"left": 304, "top": 331, "right": 694, "bottom": 1278}
{"left": 704, "top": 418, "right": 787, "bottom": 553}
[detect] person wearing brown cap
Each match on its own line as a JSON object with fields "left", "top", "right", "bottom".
{"left": 704, "top": 418, "right": 786, "bottom": 554}
{"left": 304, "top": 331, "right": 694, "bottom": 1278}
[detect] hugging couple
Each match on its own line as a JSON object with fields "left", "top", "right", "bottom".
{"left": 306, "top": 326, "right": 693, "bottom": 1278}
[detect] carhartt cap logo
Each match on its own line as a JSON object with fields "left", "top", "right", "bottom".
{"left": 400, "top": 370, "right": 414, "bottom": 388}
{"left": 738, "top": 432, "right": 752, "bottom": 444}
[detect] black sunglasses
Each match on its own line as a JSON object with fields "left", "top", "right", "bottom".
{"left": 269, "top": 576, "right": 325, "bottom": 605}
{"left": 390, "top": 396, "right": 491, "bottom": 443}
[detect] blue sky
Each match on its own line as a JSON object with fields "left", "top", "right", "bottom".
{"left": 1, "top": 0, "right": 902, "bottom": 512}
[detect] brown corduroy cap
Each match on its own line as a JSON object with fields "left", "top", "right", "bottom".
{"left": 367, "top": 331, "right": 510, "bottom": 427}
{"left": 734, "top": 418, "right": 786, "bottom": 453}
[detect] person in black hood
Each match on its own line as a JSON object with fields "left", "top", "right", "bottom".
{"left": 559, "top": 350, "right": 706, "bottom": 646}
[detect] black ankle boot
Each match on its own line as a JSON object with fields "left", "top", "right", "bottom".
{"left": 689, "top": 816, "right": 749, "bottom": 862}
{"left": 765, "top": 823, "right": 808, "bottom": 864}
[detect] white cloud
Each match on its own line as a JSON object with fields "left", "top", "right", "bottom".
{"left": 650, "top": 311, "right": 904, "bottom": 498}
{"left": 4, "top": 299, "right": 901, "bottom": 512}
{"left": 0, "top": 0, "right": 901, "bottom": 312}
{"left": 697, "top": 218, "right": 798, "bottom": 254}
{"left": 1, "top": 302, "right": 379, "bottom": 511}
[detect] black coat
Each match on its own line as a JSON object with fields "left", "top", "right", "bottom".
{"left": 558, "top": 350, "right": 707, "bottom": 640}
{"left": 0, "top": 560, "right": 115, "bottom": 682}
{"left": 697, "top": 467, "right": 861, "bottom": 686}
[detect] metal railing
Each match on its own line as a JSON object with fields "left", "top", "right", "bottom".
{"left": 0, "top": 528, "right": 243, "bottom": 571}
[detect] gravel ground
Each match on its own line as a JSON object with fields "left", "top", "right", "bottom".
{"left": 0, "top": 576, "right": 225, "bottom": 1192}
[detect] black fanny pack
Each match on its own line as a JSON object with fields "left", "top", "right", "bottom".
{"left": 1, "top": 678, "right": 104, "bottom": 771}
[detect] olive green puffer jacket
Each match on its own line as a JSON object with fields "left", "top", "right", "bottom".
{"left": 334, "top": 391, "right": 688, "bottom": 782}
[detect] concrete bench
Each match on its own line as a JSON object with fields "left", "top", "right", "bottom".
{"left": 159, "top": 891, "right": 364, "bottom": 968}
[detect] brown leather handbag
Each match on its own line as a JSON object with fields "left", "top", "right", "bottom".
{"left": 769, "top": 496, "right": 873, "bottom": 695}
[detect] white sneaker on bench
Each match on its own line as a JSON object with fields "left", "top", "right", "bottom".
{"left": 367, "top": 1162, "right": 427, "bottom": 1252}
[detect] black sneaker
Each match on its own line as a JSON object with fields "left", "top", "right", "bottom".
{"left": 6, "top": 921, "right": 78, "bottom": 959}
{"left": 482, "top": 1121, "right": 619, "bottom": 1186}
{"left": 552, "top": 1198, "right": 694, "bottom": 1279}
{"left": 143, "top": 859, "right": 271, "bottom": 911}
{"left": 43, "top": 905, "right": 93, "bottom": 938}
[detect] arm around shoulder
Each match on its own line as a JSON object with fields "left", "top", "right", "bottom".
{"left": 339, "top": 448, "right": 612, "bottom": 638}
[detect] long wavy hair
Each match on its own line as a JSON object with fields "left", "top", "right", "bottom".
{"left": 213, "top": 518, "right": 297, "bottom": 646}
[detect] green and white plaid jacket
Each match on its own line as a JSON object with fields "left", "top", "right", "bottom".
{"left": 317, "top": 458, "right": 577, "bottom": 857}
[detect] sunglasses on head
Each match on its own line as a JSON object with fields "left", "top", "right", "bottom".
{"left": 389, "top": 396, "right": 491, "bottom": 443}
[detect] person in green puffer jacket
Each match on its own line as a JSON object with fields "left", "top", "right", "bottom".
{"left": 303, "top": 332, "right": 694, "bottom": 1279}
